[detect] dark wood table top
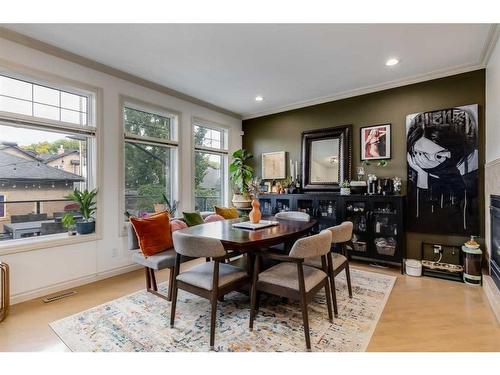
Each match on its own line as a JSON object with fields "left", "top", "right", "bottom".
{"left": 177, "top": 216, "right": 316, "bottom": 252}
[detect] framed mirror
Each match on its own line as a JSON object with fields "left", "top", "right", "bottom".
{"left": 301, "top": 125, "right": 352, "bottom": 191}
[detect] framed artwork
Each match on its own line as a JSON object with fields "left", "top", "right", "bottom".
{"left": 360, "top": 123, "right": 391, "bottom": 161}
{"left": 406, "top": 104, "right": 479, "bottom": 236}
{"left": 262, "top": 151, "right": 286, "bottom": 180}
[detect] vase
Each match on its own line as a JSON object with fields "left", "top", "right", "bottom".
{"left": 249, "top": 199, "right": 262, "bottom": 224}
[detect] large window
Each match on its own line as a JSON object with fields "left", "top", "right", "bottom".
{"left": 123, "top": 103, "right": 178, "bottom": 218}
{"left": 193, "top": 120, "right": 228, "bottom": 212}
{"left": 0, "top": 73, "right": 96, "bottom": 242}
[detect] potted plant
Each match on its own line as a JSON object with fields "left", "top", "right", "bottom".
{"left": 281, "top": 177, "right": 292, "bottom": 194}
{"left": 229, "top": 149, "right": 254, "bottom": 208}
{"left": 340, "top": 180, "right": 351, "bottom": 196}
{"left": 61, "top": 213, "right": 77, "bottom": 236}
{"left": 65, "top": 188, "right": 98, "bottom": 235}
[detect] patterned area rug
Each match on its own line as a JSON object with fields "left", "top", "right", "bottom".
{"left": 50, "top": 268, "right": 396, "bottom": 352}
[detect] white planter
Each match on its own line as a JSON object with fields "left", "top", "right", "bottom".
{"left": 405, "top": 259, "right": 422, "bottom": 277}
{"left": 340, "top": 187, "right": 351, "bottom": 196}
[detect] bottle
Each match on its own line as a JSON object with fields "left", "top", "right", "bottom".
{"left": 327, "top": 201, "right": 333, "bottom": 216}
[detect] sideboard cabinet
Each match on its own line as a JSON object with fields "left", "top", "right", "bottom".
{"left": 258, "top": 193, "right": 405, "bottom": 269}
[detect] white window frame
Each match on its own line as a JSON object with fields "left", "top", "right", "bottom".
{"left": 119, "top": 96, "right": 180, "bottom": 234}
{"left": 0, "top": 65, "right": 102, "bottom": 255}
{"left": 192, "top": 117, "right": 229, "bottom": 211}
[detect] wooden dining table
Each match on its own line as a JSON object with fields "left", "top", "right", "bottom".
{"left": 178, "top": 216, "right": 316, "bottom": 252}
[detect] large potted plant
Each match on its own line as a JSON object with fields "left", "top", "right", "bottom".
{"left": 229, "top": 149, "right": 254, "bottom": 208}
{"left": 65, "top": 188, "right": 98, "bottom": 235}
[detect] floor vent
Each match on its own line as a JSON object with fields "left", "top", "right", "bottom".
{"left": 42, "top": 290, "right": 77, "bottom": 303}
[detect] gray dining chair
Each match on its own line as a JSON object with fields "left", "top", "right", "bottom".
{"left": 170, "top": 231, "right": 249, "bottom": 350}
{"left": 273, "top": 211, "right": 311, "bottom": 254}
{"left": 127, "top": 223, "right": 191, "bottom": 301}
{"left": 249, "top": 229, "right": 333, "bottom": 351}
{"left": 305, "top": 221, "right": 354, "bottom": 317}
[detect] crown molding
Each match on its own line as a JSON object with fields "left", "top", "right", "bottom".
{"left": 0, "top": 27, "right": 242, "bottom": 120}
{"left": 243, "top": 24, "right": 499, "bottom": 120}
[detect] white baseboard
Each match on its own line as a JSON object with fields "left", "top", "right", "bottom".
{"left": 10, "top": 263, "right": 142, "bottom": 305}
{"left": 483, "top": 275, "right": 500, "bottom": 325}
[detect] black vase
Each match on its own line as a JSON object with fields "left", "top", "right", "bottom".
{"left": 76, "top": 220, "right": 95, "bottom": 235}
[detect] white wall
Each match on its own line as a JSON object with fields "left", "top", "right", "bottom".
{"left": 486, "top": 37, "right": 500, "bottom": 163}
{"left": 0, "top": 37, "right": 242, "bottom": 303}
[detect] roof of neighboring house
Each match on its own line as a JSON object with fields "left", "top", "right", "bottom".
{"left": 40, "top": 150, "right": 79, "bottom": 163}
{"left": 0, "top": 142, "right": 42, "bottom": 161}
{"left": 0, "top": 149, "right": 84, "bottom": 182}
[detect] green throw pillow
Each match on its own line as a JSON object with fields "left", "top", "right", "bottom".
{"left": 182, "top": 211, "right": 204, "bottom": 227}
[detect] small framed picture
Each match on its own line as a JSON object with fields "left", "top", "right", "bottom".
{"left": 262, "top": 151, "right": 286, "bottom": 180}
{"left": 360, "top": 123, "right": 391, "bottom": 161}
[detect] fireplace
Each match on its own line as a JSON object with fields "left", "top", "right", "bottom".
{"left": 489, "top": 195, "right": 500, "bottom": 289}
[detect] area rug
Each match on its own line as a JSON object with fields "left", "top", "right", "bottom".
{"left": 49, "top": 268, "right": 396, "bottom": 352}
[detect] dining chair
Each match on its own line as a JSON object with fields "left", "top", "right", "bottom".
{"left": 170, "top": 231, "right": 249, "bottom": 350}
{"left": 249, "top": 229, "right": 333, "bottom": 351}
{"left": 305, "top": 221, "right": 353, "bottom": 317}
{"left": 273, "top": 211, "right": 311, "bottom": 254}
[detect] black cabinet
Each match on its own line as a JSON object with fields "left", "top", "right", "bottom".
{"left": 258, "top": 193, "right": 405, "bottom": 269}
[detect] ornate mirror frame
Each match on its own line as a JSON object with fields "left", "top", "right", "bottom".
{"left": 301, "top": 125, "right": 352, "bottom": 191}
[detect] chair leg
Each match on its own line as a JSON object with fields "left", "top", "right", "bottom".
{"left": 300, "top": 296, "right": 311, "bottom": 351}
{"left": 145, "top": 267, "right": 151, "bottom": 289}
{"left": 345, "top": 265, "right": 353, "bottom": 298}
{"left": 327, "top": 255, "right": 339, "bottom": 318}
{"left": 209, "top": 296, "right": 218, "bottom": 350}
{"left": 150, "top": 269, "right": 158, "bottom": 291}
{"left": 169, "top": 278, "right": 178, "bottom": 328}
{"left": 249, "top": 255, "right": 259, "bottom": 331}
{"left": 167, "top": 267, "right": 174, "bottom": 301}
{"left": 324, "top": 281, "right": 334, "bottom": 323}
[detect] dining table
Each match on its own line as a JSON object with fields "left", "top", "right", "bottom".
{"left": 177, "top": 216, "right": 317, "bottom": 274}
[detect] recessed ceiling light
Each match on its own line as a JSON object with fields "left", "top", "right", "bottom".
{"left": 385, "top": 58, "right": 399, "bottom": 66}
{"left": 255, "top": 95, "right": 264, "bottom": 102}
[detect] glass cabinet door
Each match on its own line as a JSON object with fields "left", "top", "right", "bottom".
{"left": 372, "top": 201, "right": 399, "bottom": 258}
{"left": 259, "top": 198, "right": 273, "bottom": 215}
{"left": 345, "top": 200, "right": 369, "bottom": 254}
{"left": 317, "top": 199, "right": 336, "bottom": 219}
{"left": 275, "top": 198, "right": 291, "bottom": 213}
{"left": 296, "top": 198, "right": 314, "bottom": 215}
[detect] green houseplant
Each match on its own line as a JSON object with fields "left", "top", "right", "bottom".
{"left": 61, "top": 213, "right": 77, "bottom": 236}
{"left": 65, "top": 188, "right": 98, "bottom": 234}
{"left": 340, "top": 180, "right": 351, "bottom": 196}
{"left": 229, "top": 149, "right": 254, "bottom": 208}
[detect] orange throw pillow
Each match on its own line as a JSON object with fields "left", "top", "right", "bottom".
{"left": 130, "top": 211, "right": 173, "bottom": 257}
{"left": 214, "top": 206, "right": 239, "bottom": 219}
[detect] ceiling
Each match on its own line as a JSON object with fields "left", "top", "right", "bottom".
{"left": 2, "top": 24, "right": 497, "bottom": 119}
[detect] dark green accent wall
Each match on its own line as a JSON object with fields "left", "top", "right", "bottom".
{"left": 242, "top": 70, "right": 486, "bottom": 259}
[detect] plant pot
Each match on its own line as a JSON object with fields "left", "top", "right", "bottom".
{"left": 232, "top": 193, "right": 252, "bottom": 209}
{"left": 67, "top": 226, "right": 77, "bottom": 236}
{"left": 153, "top": 203, "right": 165, "bottom": 213}
{"left": 340, "top": 187, "right": 351, "bottom": 196}
{"left": 76, "top": 220, "right": 95, "bottom": 235}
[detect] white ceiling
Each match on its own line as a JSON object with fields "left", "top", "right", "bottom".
{"left": 3, "top": 24, "right": 496, "bottom": 119}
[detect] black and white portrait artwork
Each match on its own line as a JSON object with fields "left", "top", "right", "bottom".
{"left": 406, "top": 104, "right": 479, "bottom": 236}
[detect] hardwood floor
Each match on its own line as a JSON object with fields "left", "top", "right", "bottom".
{"left": 0, "top": 260, "right": 498, "bottom": 352}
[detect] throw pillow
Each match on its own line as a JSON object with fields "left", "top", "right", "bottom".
{"left": 170, "top": 219, "right": 188, "bottom": 232}
{"left": 130, "top": 211, "right": 172, "bottom": 257}
{"left": 204, "top": 214, "right": 225, "bottom": 223}
{"left": 214, "top": 206, "right": 239, "bottom": 219}
{"left": 182, "top": 211, "right": 205, "bottom": 226}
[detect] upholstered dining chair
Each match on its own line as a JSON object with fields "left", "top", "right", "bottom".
{"left": 170, "top": 231, "right": 249, "bottom": 350}
{"left": 273, "top": 211, "right": 311, "bottom": 253}
{"left": 305, "top": 221, "right": 353, "bottom": 317}
{"left": 249, "top": 230, "right": 334, "bottom": 351}
{"left": 127, "top": 224, "right": 190, "bottom": 302}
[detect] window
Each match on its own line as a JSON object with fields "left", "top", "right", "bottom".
{"left": 0, "top": 74, "right": 89, "bottom": 126}
{"left": 123, "top": 103, "right": 178, "bottom": 218}
{"left": 193, "top": 120, "right": 228, "bottom": 211}
{"left": 0, "top": 72, "right": 96, "bottom": 242}
{"left": 0, "top": 194, "right": 5, "bottom": 219}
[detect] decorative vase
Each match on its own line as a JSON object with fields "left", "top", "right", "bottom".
{"left": 249, "top": 199, "right": 262, "bottom": 224}
{"left": 232, "top": 193, "right": 252, "bottom": 208}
